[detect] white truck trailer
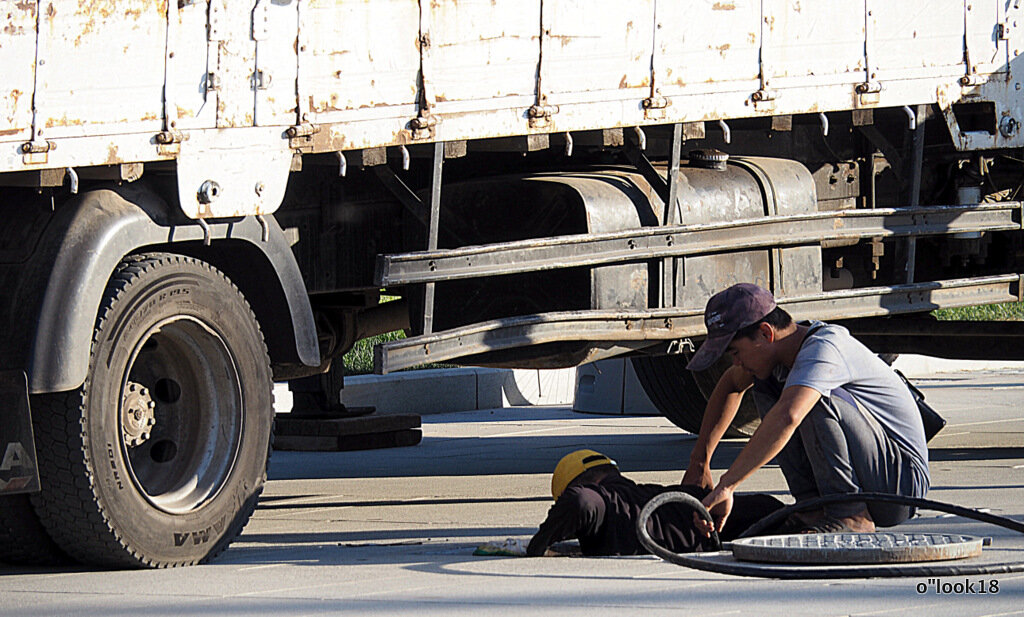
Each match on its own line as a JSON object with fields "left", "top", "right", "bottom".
{"left": 1, "top": 0, "right": 1023, "bottom": 567}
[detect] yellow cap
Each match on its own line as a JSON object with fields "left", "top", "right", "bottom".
{"left": 550, "top": 449, "right": 616, "bottom": 499}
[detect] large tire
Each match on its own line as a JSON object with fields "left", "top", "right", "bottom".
{"left": 631, "top": 354, "right": 761, "bottom": 438}
{"left": 28, "top": 253, "right": 273, "bottom": 568}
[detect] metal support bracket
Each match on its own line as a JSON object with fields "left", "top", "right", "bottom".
{"left": 662, "top": 123, "right": 684, "bottom": 308}
{"left": 376, "top": 202, "right": 1022, "bottom": 286}
{"left": 371, "top": 165, "right": 430, "bottom": 228}
{"left": 374, "top": 275, "right": 1022, "bottom": 373}
{"left": 422, "top": 142, "right": 445, "bottom": 335}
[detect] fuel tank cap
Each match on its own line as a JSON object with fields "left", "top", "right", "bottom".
{"left": 687, "top": 149, "right": 729, "bottom": 170}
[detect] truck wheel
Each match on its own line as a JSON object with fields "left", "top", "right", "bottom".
{"left": 0, "top": 495, "right": 67, "bottom": 565}
{"left": 29, "top": 253, "right": 273, "bottom": 568}
{"left": 631, "top": 354, "right": 760, "bottom": 438}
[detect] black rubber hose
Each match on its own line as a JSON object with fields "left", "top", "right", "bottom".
{"left": 636, "top": 491, "right": 1024, "bottom": 579}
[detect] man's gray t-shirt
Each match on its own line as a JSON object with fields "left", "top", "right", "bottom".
{"left": 783, "top": 321, "right": 930, "bottom": 490}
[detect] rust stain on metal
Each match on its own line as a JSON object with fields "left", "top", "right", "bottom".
{"left": 15, "top": 0, "right": 35, "bottom": 11}
{"left": 106, "top": 143, "right": 119, "bottom": 164}
{"left": 44, "top": 114, "right": 84, "bottom": 128}
{"left": 3, "top": 19, "right": 28, "bottom": 35}
{"left": 712, "top": 2, "right": 736, "bottom": 9}
{"left": 717, "top": 43, "right": 730, "bottom": 57}
{"left": 0, "top": 128, "right": 22, "bottom": 137}
{"left": 619, "top": 74, "right": 628, "bottom": 89}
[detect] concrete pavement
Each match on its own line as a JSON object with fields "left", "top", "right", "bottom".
{"left": 1, "top": 369, "right": 1023, "bottom": 615}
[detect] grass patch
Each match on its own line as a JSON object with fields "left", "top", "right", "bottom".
{"left": 343, "top": 330, "right": 457, "bottom": 375}
{"left": 342, "top": 330, "right": 405, "bottom": 375}
{"left": 931, "top": 301, "right": 1024, "bottom": 321}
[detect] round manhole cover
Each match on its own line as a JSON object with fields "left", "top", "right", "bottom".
{"left": 730, "top": 533, "right": 985, "bottom": 564}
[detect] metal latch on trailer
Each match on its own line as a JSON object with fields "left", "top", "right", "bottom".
{"left": 20, "top": 140, "right": 56, "bottom": 165}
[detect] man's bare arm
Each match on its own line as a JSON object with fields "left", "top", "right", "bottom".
{"left": 682, "top": 365, "right": 754, "bottom": 488}
{"left": 698, "top": 385, "right": 822, "bottom": 532}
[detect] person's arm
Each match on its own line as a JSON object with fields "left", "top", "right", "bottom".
{"left": 682, "top": 365, "right": 754, "bottom": 489}
{"left": 526, "top": 487, "right": 605, "bottom": 556}
{"left": 699, "top": 384, "right": 822, "bottom": 533}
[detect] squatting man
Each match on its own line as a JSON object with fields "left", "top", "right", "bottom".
{"left": 683, "top": 283, "right": 931, "bottom": 536}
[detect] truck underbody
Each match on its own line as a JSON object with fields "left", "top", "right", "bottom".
{"left": 1, "top": 1, "right": 1023, "bottom": 567}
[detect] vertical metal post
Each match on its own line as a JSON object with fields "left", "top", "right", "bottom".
{"left": 661, "top": 123, "right": 683, "bottom": 308}
{"left": 901, "top": 104, "right": 926, "bottom": 283}
{"left": 422, "top": 141, "right": 444, "bottom": 334}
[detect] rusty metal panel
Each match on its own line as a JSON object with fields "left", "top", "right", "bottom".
{"left": 938, "top": 2, "right": 1022, "bottom": 151}
{"left": 254, "top": 0, "right": 298, "bottom": 127}
{"left": 302, "top": 0, "right": 419, "bottom": 125}
{"left": 676, "top": 252, "right": 771, "bottom": 311}
{"left": 166, "top": 0, "right": 216, "bottom": 131}
{"left": 869, "top": 1, "right": 964, "bottom": 79}
{"left": 653, "top": 0, "right": 761, "bottom": 99}
{"left": 424, "top": 0, "right": 539, "bottom": 111}
{"left": 34, "top": 1, "right": 167, "bottom": 141}
{"left": 762, "top": 0, "right": 865, "bottom": 88}
{"left": 965, "top": 0, "right": 1006, "bottom": 76}
{"left": 539, "top": 0, "right": 655, "bottom": 105}
{"left": 209, "top": 0, "right": 257, "bottom": 128}
{"left": 0, "top": 1, "right": 36, "bottom": 142}
{"left": 176, "top": 127, "right": 292, "bottom": 218}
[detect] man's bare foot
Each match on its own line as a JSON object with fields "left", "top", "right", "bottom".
{"left": 797, "top": 508, "right": 876, "bottom": 534}
{"left": 837, "top": 509, "right": 876, "bottom": 533}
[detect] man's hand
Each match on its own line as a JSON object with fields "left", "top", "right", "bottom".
{"left": 681, "top": 462, "right": 714, "bottom": 489}
{"left": 694, "top": 484, "right": 734, "bottom": 537}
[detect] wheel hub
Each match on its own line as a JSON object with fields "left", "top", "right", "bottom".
{"left": 121, "top": 381, "right": 156, "bottom": 447}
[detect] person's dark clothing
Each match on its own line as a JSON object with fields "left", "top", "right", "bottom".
{"left": 527, "top": 470, "right": 784, "bottom": 557}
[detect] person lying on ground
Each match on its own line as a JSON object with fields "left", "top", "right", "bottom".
{"left": 527, "top": 449, "right": 785, "bottom": 557}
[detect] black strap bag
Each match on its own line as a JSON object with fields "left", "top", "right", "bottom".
{"left": 893, "top": 369, "right": 946, "bottom": 442}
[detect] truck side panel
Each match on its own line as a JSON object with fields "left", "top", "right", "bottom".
{"left": 4, "top": 1, "right": 1024, "bottom": 181}
{"left": 0, "top": 2, "right": 36, "bottom": 142}
{"left": 34, "top": 1, "right": 167, "bottom": 140}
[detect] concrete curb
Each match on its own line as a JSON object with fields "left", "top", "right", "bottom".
{"left": 892, "top": 354, "right": 1024, "bottom": 377}
{"left": 338, "top": 367, "right": 577, "bottom": 415}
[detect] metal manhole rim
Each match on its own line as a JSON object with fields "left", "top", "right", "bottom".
{"left": 728, "top": 532, "right": 988, "bottom": 565}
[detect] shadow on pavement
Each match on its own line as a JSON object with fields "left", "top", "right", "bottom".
{"left": 267, "top": 433, "right": 744, "bottom": 480}
{"left": 928, "top": 447, "right": 1024, "bottom": 462}
{"left": 257, "top": 495, "right": 550, "bottom": 510}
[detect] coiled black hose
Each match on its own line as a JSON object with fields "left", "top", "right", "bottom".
{"left": 636, "top": 491, "right": 1024, "bottom": 579}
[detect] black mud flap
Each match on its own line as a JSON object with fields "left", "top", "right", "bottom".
{"left": 0, "top": 371, "right": 40, "bottom": 494}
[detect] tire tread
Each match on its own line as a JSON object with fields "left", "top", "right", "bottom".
{"left": 28, "top": 253, "right": 272, "bottom": 568}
